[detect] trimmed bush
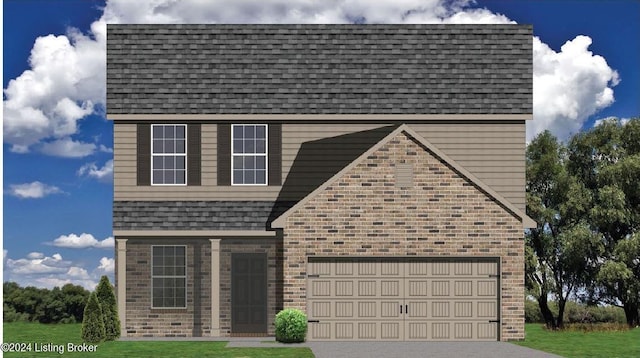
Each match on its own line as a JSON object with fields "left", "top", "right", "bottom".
{"left": 275, "top": 308, "right": 308, "bottom": 343}
{"left": 96, "top": 276, "right": 120, "bottom": 340}
{"left": 81, "top": 292, "right": 105, "bottom": 343}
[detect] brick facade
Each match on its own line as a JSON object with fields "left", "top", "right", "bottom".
{"left": 123, "top": 238, "right": 212, "bottom": 337}
{"left": 280, "top": 131, "right": 525, "bottom": 341}
{"left": 120, "top": 238, "right": 280, "bottom": 337}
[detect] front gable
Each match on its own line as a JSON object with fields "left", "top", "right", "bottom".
{"left": 272, "top": 125, "right": 535, "bottom": 229}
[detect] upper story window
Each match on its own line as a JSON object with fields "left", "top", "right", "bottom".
{"left": 232, "top": 124, "right": 267, "bottom": 185}
{"left": 152, "top": 124, "right": 186, "bottom": 185}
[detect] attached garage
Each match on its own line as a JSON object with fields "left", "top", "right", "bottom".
{"left": 273, "top": 126, "right": 531, "bottom": 341}
{"left": 307, "top": 258, "right": 500, "bottom": 341}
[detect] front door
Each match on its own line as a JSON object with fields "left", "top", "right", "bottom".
{"left": 231, "top": 253, "right": 267, "bottom": 333}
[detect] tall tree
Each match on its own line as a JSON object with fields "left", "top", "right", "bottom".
{"left": 81, "top": 292, "right": 106, "bottom": 343}
{"left": 567, "top": 117, "right": 640, "bottom": 327}
{"left": 525, "top": 130, "right": 602, "bottom": 329}
{"left": 95, "top": 276, "right": 120, "bottom": 340}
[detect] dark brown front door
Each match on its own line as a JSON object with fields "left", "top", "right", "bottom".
{"left": 231, "top": 253, "right": 267, "bottom": 333}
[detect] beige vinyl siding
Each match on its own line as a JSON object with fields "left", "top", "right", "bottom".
{"left": 411, "top": 123, "right": 525, "bottom": 212}
{"left": 113, "top": 121, "right": 525, "bottom": 211}
{"left": 115, "top": 123, "right": 279, "bottom": 199}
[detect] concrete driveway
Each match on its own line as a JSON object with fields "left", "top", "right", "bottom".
{"left": 303, "top": 341, "right": 561, "bottom": 358}
{"left": 226, "top": 339, "right": 561, "bottom": 358}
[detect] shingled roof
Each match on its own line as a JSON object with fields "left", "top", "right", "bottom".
{"left": 107, "top": 24, "right": 532, "bottom": 115}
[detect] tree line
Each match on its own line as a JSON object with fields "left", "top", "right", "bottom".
{"left": 4, "top": 281, "right": 90, "bottom": 323}
{"left": 526, "top": 117, "right": 640, "bottom": 329}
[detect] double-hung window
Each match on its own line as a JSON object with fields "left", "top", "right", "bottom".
{"left": 151, "top": 246, "right": 186, "bottom": 308}
{"left": 152, "top": 124, "right": 186, "bottom": 185}
{"left": 232, "top": 124, "right": 267, "bottom": 185}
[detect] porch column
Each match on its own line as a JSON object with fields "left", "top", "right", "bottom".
{"left": 210, "top": 238, "right": 221, "bottom": 336}
{"left": 116, "top": 238, "right": 127, "bottom": 337}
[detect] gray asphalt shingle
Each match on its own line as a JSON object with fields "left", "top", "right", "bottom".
{"left": 107, "top": 24, "right": 532, "bottom": 115}
{"left": 113, "top": 201, "right": 294, "bottom": 231}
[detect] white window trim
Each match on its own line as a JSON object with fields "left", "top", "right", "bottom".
{"left": 151, "top": 124, "right": 188, "bottom": 186}
{"left": 231, "top": 124, "right": 268, "bottom": 186}
{"left": 151, "top": 245, "right": 188, "bottom": 309}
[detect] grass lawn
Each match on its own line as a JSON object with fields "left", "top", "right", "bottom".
{"left": 2, "top": 322, "right": 314, "bottom": 358}
{"left": 514, "top": 323, "right": 640, "bottom": 358}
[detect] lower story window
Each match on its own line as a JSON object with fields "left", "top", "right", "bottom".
{"left": 152, "top": 245, "right": 186, "bottom": 308}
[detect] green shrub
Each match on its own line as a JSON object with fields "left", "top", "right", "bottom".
{"left": 525, "top": 299, "right": 543, "bottom": 323}
{"left": 96, "top": 276, "right": 120, "bottom": 340}
{"left": 3, "top": 303, "right": 29, "bottom": 322}
{"left": 561, "top": 323, "right": 630, "bottom": 332}
{"left": 81, "top": 292, "right": 105, "bottom": 343}
{"left": 525, "top": 299, "right": 626, "bottom": 324}
{"left": 275, "top": 308, "right": 308, "bottom": 343}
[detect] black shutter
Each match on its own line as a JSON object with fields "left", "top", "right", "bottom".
{"left": 187, "top": 124, "right": 201, "bottom": 186}
{"left": 217, "top": 124, "right": 231, "bottom": 186}
{"left": 137, "top": 123, "right": 151, "bottom": 186}
{"left": 268, "top": 123, "right": 282, "bottom": 186}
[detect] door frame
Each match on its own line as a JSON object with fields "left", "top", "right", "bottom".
{"left": 231, "top": 252, "right": 268, "bottom": 334}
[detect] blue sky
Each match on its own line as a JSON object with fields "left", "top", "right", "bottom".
{"left": 2, "top": 0, "right": 639, "bottom": 289}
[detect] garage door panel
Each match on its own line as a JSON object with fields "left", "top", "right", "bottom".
{"left": 406, "top": 301, "right": 429, "bottom": 318}
{"left": 454, "top": 261, "right": 473, "bottom": 276}
{"left": 381, "top": 301, "right": 402, "bottom": 318}
{"left": 431, "top": 301, "right": 450, "bottom": 318}
{"left": 406, "top": 261, "right": 429, "bottom": 275}
{"left": 407, "top": 322, "right": 429, "bottom": 339}
{"left": 454, "top": 301, "right": 473, "bottom": 317}
{"left": 455, "top": 323, "right": 473, "bottom": 339}
{"left": 478, "top": 322, "right": 499, "bottom": 339}
{"left": 309, "top": 280, "right": 331, "bottom": 297}
{"left": 478, "top": 301, "right": 497, "bottom": 318}
{"left": 308, "top": 261, "right": 331, "bottom": 276}
{"left": 336, "top": 261, "right": 355, "bottom": 275}
{"left": 309, "top": 322, "right": 331, "bottom": 340}
{"left": 381, "top": 280, "right": 400, "bottom": 296}
{"left": 478, "top": 280, "right": 497, "bottom": 296}
{"left": 381, "top": 322, "right": 402, "bottom": 339}
{"left": 336, "top": 322, "right": 354, "bottom": 339}
{"left": 335, "top": 301, "right": 354, "bottom": 318}
{"left": 407, "top": 280, "right": 429, "bottom": 296}
{"left": 454, "top": 280, "right": 473, "bottom": 296}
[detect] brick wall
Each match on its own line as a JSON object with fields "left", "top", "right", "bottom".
{"left": 281, "top": 131, "right": 525, "bottom": 341}
{"left": 124, "top": 238, "right": 211, "bottom": 337}
{"left": 122, "top": 238, "right": 280, "bottom": 337}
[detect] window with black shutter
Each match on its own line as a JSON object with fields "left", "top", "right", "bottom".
{"left": 137, "top": 123, "right": 201, "bottom": 186}
{"left": 217, "top": 123, "right": 281, "bottom": 186}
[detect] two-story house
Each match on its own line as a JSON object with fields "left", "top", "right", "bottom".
{"left": 108, "top": 24, "right": 535, "bottom": 341}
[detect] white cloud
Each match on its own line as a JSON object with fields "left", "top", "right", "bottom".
{"left": 40, "top": 137, "right": 96, "bottom": 157}
{"left": 67, "top": 266, "right": 91, "bottom": 279}
{"left": 4, "top": 252, "right": 114, "bottom": 290}
{"left": 51, "top": 233, "right": 114, "bottom": 249}
{"left": 594, "top": 116, "right": 631, "bottom": 127}
{"left": 26, "top": 252, "right": 45, "bottom": 259}
{"left": 3, "top": 24, "right": 106, "bottom": 152}
{"left": 97, "top": 257, "right": 115, "bottom": 274}
{"left": 5, "top": 252, "right": 71, "bottom": 275}
{"left": 78, "top": 160, "right": 114, "bottom": 182}
{"left": 528, "top": 35, "right": 619, "bottom": 141}
{"left": 99, "top": 144, "right": 114, "bottom": 153}
{"left": 8, "top": 181, "right": 63, "bottom": 199}
{"left": 3, "top": 0, "right": 620, "bottom": 149}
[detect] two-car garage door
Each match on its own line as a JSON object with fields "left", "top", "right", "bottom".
{"left": 307, "top": 258, "right": 499, "bottom": 341}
